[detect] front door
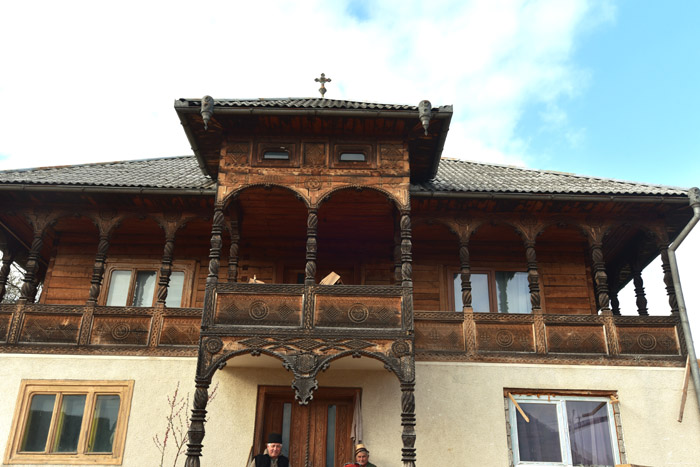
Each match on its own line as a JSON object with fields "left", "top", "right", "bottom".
{"left": 254, "top": 386, "right": 359, "bottom": 467}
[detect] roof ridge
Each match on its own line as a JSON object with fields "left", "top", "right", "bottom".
{"left": 440, "top": 158, "right": 687, "bottom": 191}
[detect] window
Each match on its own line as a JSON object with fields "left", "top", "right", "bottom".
{"left": 453, "top": 270, "right": 532, "bottom": 313}
{"left": 101, "top": 262, "right": 193, "bottom": 308}
{"left": 507, "top": 393, "right": 622, "bottom": 467}
{"left": 339, "top": 152, "right": 366, "bottom": 162}
{"left": 331, "top": 143, "right": 374, "bottom": 168}
{"left": 263, "top": 150, "right": 289, "bottom": 160}
{"left": 5, "top": 380, "right": 134, "bottom": 465}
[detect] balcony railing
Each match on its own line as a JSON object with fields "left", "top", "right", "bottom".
{"left": 414, "top": 310, "right": 685, "bottom": 361}
{"left": 0, "top": 303, "right": 201, "bottom": 352}
{"left": 211, "top": 283, "right": 409, "bottom": 334}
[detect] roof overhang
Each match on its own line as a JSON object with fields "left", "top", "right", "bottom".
{"left": 174, "top": 98, "right": 453, "bottom": 183}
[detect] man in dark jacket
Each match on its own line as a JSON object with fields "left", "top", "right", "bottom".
{"left": 249, "top": 433, "right": 289, "bottom": 467}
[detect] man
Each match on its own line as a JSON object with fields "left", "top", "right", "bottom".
{"left": 249, "top": 433, "right": 289, "bottom": 467}
{"left": 343, "top": 443, "right": 377, "bottom": 467}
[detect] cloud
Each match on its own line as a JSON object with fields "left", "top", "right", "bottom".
{"left": 0, "top": 0, "right": 612, "bottom": 170}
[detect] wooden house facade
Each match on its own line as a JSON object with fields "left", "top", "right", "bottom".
{"left": 0, "top": 96, "right": 698, "bottom": 466}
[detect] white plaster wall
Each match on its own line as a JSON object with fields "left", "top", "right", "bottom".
{"left": 415, "top": 362, "right": 700, "bottom": 467}
{"left": 1, "top": 355, "right": 698, "bottom": 467}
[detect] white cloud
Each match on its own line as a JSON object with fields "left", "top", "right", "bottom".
{"left": 0, "top": 0, "right": 610, "bottom": 169}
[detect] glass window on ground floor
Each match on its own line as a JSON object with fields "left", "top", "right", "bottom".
{"left": 5, "top": 380, "right": 134, "bottom": 465}
{"left": 506, "top": 392, "right": 623, "bottom": 467}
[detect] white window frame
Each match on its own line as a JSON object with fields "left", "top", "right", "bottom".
{"left": 508, "top": 394, "right": 621, "bottom": 467}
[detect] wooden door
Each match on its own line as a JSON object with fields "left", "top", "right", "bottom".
{"left": 254, "top": 387, "right": 358, "bottom": 467}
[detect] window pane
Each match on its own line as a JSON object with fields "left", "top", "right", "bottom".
{"left": 495, "top": 271, "right": 532, "bottom": 314}
{"left": 131, "top": 271, "right": 156, "bottom": 307}
{"left": 263, "top": 151, "right": 289, "bottom": 160}
{"left": 281, "top": 403, "right": 291, "bottom": 457}
{"left": 339, "top": 152, "right": 366, "bottom": 161}
{"left": 454, "top": 273, "right": 490, "bottom": 312}
{"left": 21, "top": 394, "right": 56, "bottom": 452}
{"left": 53, "top": 395, "right": 86, "bottom": 452}
{"left": 516, "top": 403, "right": 562, "bottom": 463}
{"left": 87, "top": 395, "right": 121, "bottom": 453}
{"left": 326, "top": 404, "right": 336, "bottom": 467}
{"left": 106, "top": 270, "right": 132, "bottom": 306}
{"left": 566, "top": 401, "right": 615, "bottom": 466}
{"left": 165, "top": 271, "right": 185, "bottom": 307}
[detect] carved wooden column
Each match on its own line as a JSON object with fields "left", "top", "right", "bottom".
{"left": 400, "top": 211, "right": 412, "bottom": 287}
{"left": 393, "top": 223, "right": 402, "bottom": 285}
{"left": 610, "top": 291, "right": 621, "bottom": 316}
{"left": 86, "top": 232, "right": 111, "bottom": 305}
{"left": 18, "top": 217, "right": 53, "bottom": 303}
{"left": 659, "top": 243, "right": 679, "bottom": 314}
{"left": 156, "top": 227, "right": 177, "bottom": 306}
{"left": 185, "top": 378, "right": 212, "bottom": 467}
{"left": 524, "top": 240, "right": 542, "bottom": 313}
{"left": 586, "top": 227, "right": 611, "bottom": 313}
{"left": 202, "top": 205, "right": 225, "bottom": 328}
{"left": 228, "top": 217, "right": 240, "bottom": 283}
{"left": 0, "top": 248, "right": 15, "bottom": 303}
{"left": 400, "top": 380, "right": 417, "bottom": 467}
{"left": 631, "top": 264, "right": 649, "bottom": 316}
{"left": 305, "top": 208, "right": 318, "bottom": 286}
{"left": 458, "top": 239, "right": 472, "bottom": 310}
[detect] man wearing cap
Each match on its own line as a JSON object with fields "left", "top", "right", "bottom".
{"left": 249, "top": 433, "right": 289, "bottom": 467}
{"left": 343, "top": 443, "right": 377, "bottom": 467}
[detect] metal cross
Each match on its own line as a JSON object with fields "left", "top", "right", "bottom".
{"left": 314, "top": 73, "right": 331, "bottom": 98}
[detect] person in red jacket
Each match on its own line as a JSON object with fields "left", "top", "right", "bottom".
{"left": 343, "top": 444, "right": 376, "bottom": 467}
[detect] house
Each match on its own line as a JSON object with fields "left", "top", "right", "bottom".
{"left": 0, "top": 95, "right": 698, "bottom": 467}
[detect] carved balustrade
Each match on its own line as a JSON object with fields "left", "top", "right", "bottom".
{"left": 414, "top": 310, "right": 684, "bottom": 364}
{"left": 0, "top": 303, "right": 201, "bottom": 354}
{"left": 211, "top": 283, "right": 409, "bottom": 335}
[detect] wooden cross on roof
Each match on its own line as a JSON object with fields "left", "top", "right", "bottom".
{"left": 315, "top": 73, "right": 331, "bottom": 98}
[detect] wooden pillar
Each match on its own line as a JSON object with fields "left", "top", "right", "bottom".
{"left": 588, "top": 238, "right": 611, "bottom": 313}
{"left": 0, "top": 248, "right": 15, "bottom": 303}
{"left": 305, "top": 208, "right": 318, "bottom": 286}
{"left": 184, "top": 379, "right": 212, "bottom": 467}
{"left": 86, "top": 232, "right": 111, "bottom": 305}
{"left": 18, "top": 229, "right": 46, "bottom": 304}
{"left": 610, "top": 290, "right": 621, "bottom": 316}
{"left": 228, "top": 217, "right": 240, "bottom": 283}
{"left": 400, "top": 381, "right": 416, "bottom": 467}
{"left": 631, "top": 265, "right": 649, "bottom": 316}
{"left": 459, "top": 239, "right": 472, "bottom": 309}
{"left": 659, "top": 244, "right": 679, "bottom": 314}
{"left": 400, "top": 211, "right": 412, "bottom": 287}
{"left": 393, "top": 221, "right": 402, "bottom": 285}
{"left": 156, "top": 229, "right": 177, "bottom": 306}
{"left": 202, "top": 205, "right": 225, "bottom": 328}
{"left": 523, "top": 240, "right": 542, "bottom": 313}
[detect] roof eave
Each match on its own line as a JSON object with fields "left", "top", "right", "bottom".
{"left": 410, "top": 189, "right": 689, "bottom": 204}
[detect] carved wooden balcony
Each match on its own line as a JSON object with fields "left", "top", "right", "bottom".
{"left": 209, "top": 283, "right": 410, "bottom": 336}
{"left": 414, "top": 310, "right": 685, "bottom": 366}
{"left": 0, "top": 303, "right": 201, "bottom": 355}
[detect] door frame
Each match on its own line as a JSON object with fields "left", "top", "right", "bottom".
{"left": 253, "top": 386, "right": 361, "bottom": 461}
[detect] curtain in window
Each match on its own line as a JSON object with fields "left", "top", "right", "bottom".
{"left": 566, "top": 401, "right": 614, "bottom": 466}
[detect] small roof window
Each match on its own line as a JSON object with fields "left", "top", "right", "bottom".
{"left": 339, "top": 152, "right": 366, "bottom": 162}
{"left": 263, "top": 150, "right": 290, "bottom": 160}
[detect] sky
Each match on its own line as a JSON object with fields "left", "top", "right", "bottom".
{"left": 0, "top": 0, "right": 699, "bottom": 342}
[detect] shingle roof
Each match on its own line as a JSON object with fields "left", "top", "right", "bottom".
{"left": 0, "top": 156, "right": 686, "bottom": 197}
{"left": 0, "top": 156, "right": 214, "bottom": 190}
{"left": 411, "top": 159, "right": 687, "bottom": 196}
{"left": 176, "top": 97, "right": 423, "bottom": 111}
